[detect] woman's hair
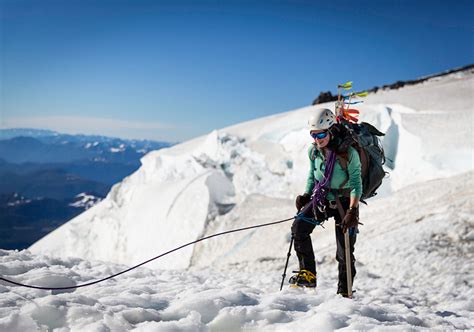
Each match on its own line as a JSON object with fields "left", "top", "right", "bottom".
{"left": 327, "top": 124, "right": 349, "bottom": 153}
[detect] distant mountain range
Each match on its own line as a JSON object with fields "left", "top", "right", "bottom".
{"left": 0, "top": 128, "right": 173, "bottom": 249}
{"left": 0, "top": 128, "right": 172, "bottom": 164}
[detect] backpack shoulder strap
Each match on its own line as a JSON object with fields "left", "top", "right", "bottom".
{"left": 336, "top": 150, "right": 350, "bottom": 190}
{"left": 336, "top": 152, "right": 348, "bottom": 171}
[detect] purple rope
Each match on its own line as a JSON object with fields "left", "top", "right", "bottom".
{"left": 311, "top": 149, "right": 336, "bottom": 209}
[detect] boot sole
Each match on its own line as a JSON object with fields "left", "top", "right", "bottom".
{"left": 289, "top": 284, "right": 317, "bottom": 289}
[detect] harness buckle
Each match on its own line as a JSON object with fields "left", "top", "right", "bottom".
{"left": 328, "top": 200, "right": 337, "bottom": 209}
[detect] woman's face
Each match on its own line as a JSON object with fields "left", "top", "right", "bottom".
{"left": 310, "top": 130, "right": 330, "bottom": 148}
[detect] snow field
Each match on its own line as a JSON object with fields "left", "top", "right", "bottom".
{"left": 1, "top": 172, "right": 473, "bottom": 330}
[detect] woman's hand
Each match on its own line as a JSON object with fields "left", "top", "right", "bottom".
{"left": 295, "top": 193, "right": 311, "bottom": 211}
{"left": 342, "top": 206, "right": 362, "bottom": 233}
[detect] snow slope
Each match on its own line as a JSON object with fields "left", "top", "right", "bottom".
{"left": 1, "top": 172, "right": 472, "bottom": 330}
{"left": 1, "top": 69, "right": 472, "bottom": 330}
{"left": 29, "top": 69, "right": 474, "bottom": 270}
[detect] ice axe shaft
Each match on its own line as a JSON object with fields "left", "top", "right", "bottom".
{"left": 344, "top": 231, "right": 353, "bottom": 298}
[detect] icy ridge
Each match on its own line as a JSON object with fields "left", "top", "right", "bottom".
{"left": 29, "top": 74, "right": 474, "bottom": 270}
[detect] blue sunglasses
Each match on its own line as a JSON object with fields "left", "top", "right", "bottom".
{"left": 310, "top": 131, "right": 328, "bottom": 139}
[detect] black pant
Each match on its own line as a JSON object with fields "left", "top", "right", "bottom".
{"left": 291, "top": 197, "right": 357, "bottom": 292}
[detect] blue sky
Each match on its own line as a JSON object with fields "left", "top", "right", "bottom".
{"left": 1, "top": 0, "right": 473, "bottom": 142}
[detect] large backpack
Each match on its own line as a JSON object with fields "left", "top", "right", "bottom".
{"left": 310, "top": 121, "right": 386, "bottom": 202}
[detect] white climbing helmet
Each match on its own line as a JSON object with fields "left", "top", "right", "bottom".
{"left": 308, "top": 108, "right": 336, "bottom": 131}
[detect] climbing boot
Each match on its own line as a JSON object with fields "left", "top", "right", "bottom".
{"left": 288, "top": 270, "right": 317, "bottom": 288}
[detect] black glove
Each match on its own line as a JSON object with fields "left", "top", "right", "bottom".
{"left": 295, "top": 193, "right": 311, "bottom": 211}
{"left": 342, "top": 206, "right": 362, "bottom": 233}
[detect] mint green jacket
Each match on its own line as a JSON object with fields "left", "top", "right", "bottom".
{"left": 304, "top": 145, "right": 363, "bottom": 200}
